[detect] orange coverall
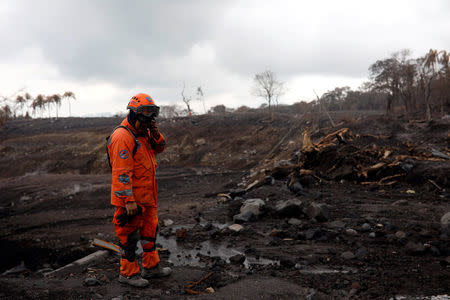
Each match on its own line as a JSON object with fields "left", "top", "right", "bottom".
{"left": 107, "top": 118, "right": 165, "bottom": 277}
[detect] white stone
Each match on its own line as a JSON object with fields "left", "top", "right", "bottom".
{"left": 228, "top": 224, "right": 244, "bottom": 232}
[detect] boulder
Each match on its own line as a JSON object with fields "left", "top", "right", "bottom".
{"left": 360, "top": 223, "right": 371, "bottom": 232}
{"left": 229, "top": 254, "right": 246, "bottom": 265}
{"left": 84, "top": 277, "right": 101, "bottom": 286}
{"left": 355, "top": 247, "right": 368, "bottom": 259}
{"left": 288, "top": 181, "right": 304, "bottom": 194}
{"left": 341, "top": 251, "right": 355, "bottom": 260}
{"left": 405, "top": 241, "right": 426, "bottom": 255}
{"left": 441, "top": 212, "right": 450, "bottom": 234}
{"left": 276, "top": 199, "right": 303, "bottom": 217}
{"left": 229, "top": 188, "right": 246, "bottom": 198}
{"left": 392, "top": 200, "right": 408, "bottom": 206}
{"left": 304, "top": 228, "right": 323, "bottom": 240}
{"left": 326, "top": 220, "right": 346, "bottom": 230}
{"left": 305, "top": 202, "right": 330, "bottom": 222}
{"left": 240, "top": 198, "right": 265, "bottom": 216}
{"left": 228, "top": 224, "right": 244, "bottom": 232}
{"left": 233, "top": 211, "right": 255, "bottom": 223}
{"left": 345, "top": 229, "right": 357, "bottom": 236}
{"left": 195, "top": 138, "right": 206, "bottom": 146}
{"left": 395, "top": 231, "right": 406, "bottom": 239}
{"left": 288, "top": 218, "right": 302, "bottom": 225}
{"left": 163, "top": 219, "right": 174, "bottom": 227}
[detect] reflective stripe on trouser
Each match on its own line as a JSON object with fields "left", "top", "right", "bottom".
{"left": 113, "top": 206, "right": 159, "bottom": 276}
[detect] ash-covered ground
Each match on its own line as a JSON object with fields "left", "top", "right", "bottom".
{"left": 0, "top": 111, "right": 449, "bottom": 299}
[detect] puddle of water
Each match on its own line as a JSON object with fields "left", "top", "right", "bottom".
{"left": 134, "top": 222, "right": 279, "bottom": 268}
{"left": 169, "top": 222, "right": 230, "bottom": 231}
{"left": 136, "top": 234, "right": 279, "bottom": 268}
{"left": 295, "top": 265, "right": 358, "bottom": 275}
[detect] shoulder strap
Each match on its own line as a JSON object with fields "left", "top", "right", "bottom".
{"left": 106, "top": 125, "right": 140, "bottom": 168}
{"left": 114, "top": 125, "right": 139, "bottom": 157}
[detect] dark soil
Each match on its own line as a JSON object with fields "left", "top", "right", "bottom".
{"left": 0, "top": 111, "right": 449, "bottom": 299}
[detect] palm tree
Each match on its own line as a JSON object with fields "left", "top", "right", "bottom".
{"left": 32, "top": 95, "right": 45, "bottom": 118}
{"left": 15, "top": 95, "right": 28, "bottom": 117}
{"left": 63, "top": 91, "right": 76, "bottom": 116}
{"left": 51, "top": 94, "right": 62, "bottom": 119}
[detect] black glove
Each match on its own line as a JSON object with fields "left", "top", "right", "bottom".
{"left": 116, "top": 205, "right": 143, "bottom": 227}
{"left": 149, "top": 120, "right": 161, "bottom": 140}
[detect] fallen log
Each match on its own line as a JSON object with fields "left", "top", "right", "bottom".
{"left": 44, "top": 250, "right": 109, "bottom": 277}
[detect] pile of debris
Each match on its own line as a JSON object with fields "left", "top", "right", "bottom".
{"left": 248, "top": 127, "right": 449, "bottom": 189}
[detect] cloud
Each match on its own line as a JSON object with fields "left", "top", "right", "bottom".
{"left": 0, "top": 0, "right": 449, "bottom": 115}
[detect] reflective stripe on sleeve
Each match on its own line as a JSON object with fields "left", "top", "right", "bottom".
{"left": 114, "top": 189, "right": 133, "bottom": 197}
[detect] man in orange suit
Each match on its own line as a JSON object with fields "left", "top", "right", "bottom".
{"left": 107, "top": 93, "right": 171, "bottom": 287}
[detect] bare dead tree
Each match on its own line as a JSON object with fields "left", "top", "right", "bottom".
{"left": 181, "top": 83, "right": 192, "bottom": 115}
{"left": 314, "top": 90, "right": 336, "bottom": 127}
{"left": 252, "top": 70, "right": 285, "bottom": 111}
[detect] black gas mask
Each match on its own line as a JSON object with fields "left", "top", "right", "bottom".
{"left": 136, "top": 105, "right": 160, "bottom": 127}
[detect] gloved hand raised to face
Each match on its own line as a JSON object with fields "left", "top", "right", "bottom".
{"left": 149, "top": 120, "right": 161, "bottom": 140}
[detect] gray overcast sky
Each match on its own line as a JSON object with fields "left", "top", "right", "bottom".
{"left": 0, "top": 0, "right": 449, "bottom": 116}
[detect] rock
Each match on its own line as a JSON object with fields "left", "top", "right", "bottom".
{"left": 229, "top": 254, "right": 246, "bottom": 265}
{"left": 288, "top": 181, "right": 303, "bottom": 194}
{"left": 276, "top": 199, "right": 304, "bottom": 217}
{"left": 84, "top": 277, "right": 101, "bottom": 286}
{"left": 264, "top": 176, "right": 275, "bottom": 185}
{"left": 230, "top": 188, "right": 246, "bottom": 198}
{"left": 240, "top": 198, "right": 265, "bottom": 216}
{"left": 280, "top": 258, "right": 295, "bottom": 268}
{"left": 430, "top": 246, "right": 441, "bottom": 256}
{"left": 233, "top": 211, "right": 255, "bottom": 223}
{"left": 405, "top": 241, "right": 426, "bottom": 255}
{"left": 228, "top": 224, "right": 244, "bottom": 232}
{"left": 273, "top": 160, "right": 293, "bottom": 168}
{"left": 163, "top": 219, "right": 174, "bottom": 227}
{"left": 355, "top": 247, "right": 368, "bottom": 259}
{"left": 345, "top": 229, "right": 357, "bottom": 236}
{"left": 341, "top": 251, "right": 355, "bottom": 260}
{"left": 195, "top": 138, "right": 206, "bottom": 146}
{"left": 288, "top": 218, "right": 302, "bottom": 225}
{"left": 392, "top": 200, "right": 408, "bottom": 206}
{"left": 304, "top": 229, "right": 323, "bottom": 240}
{"left": 395, "top": 231, "right": 406, "bottom": 239}
{"left": 205, "top": 287, "right": 215, "bottom": 294}
{"left": 441, "top": 212, "right": 450, "bottom": 234}
{"left": 327, "top": 220, "right": 346, "bottom": 230}
{"left": 360, "top": 223, "right": 371, "bottom": 232}
{"left": 406, "top": 189, "right": 416, "bottom": 194}
{"left": 351, "top": 282, "right": 362, "bottom": 290}
{"left": 368, "top": 232, "right": 376, "bottom": 238}
{"left": 305, "top": 202, "right": 330, "bottom": 222}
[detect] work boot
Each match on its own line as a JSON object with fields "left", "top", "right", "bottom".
{"left": 118, "top": 274, "right": 149, "bottom": 287}
{"left": 141, "top": 264, "right": 172, "bottom": 279}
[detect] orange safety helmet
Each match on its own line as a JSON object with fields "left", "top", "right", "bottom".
{"left": 127, "top": 93, "right": 160, "bottom": 118}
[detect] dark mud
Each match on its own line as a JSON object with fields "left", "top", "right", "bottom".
{"left": 0, "top": 113, "right": 449, "bottom": 299}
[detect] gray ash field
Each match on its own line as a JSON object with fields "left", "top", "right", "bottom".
{"left": 0, "top": 111, "right": 449, "bottom": 299}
